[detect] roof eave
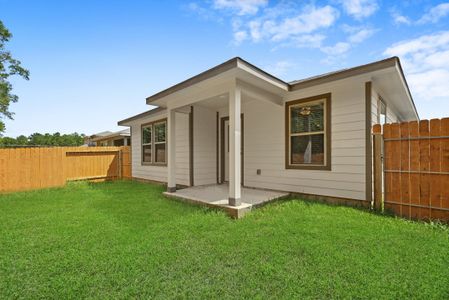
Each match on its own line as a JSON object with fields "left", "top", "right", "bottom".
{"left": 145, "top": 57, "right": 289, "bottom": 104}
{"left": 394, "top": 58, "right": 420, "bottom": 121}
{"left": 117, "top": 107, "right": 166, "bottom": 126}
{"left": 289, "top": 57, "right": 399, "bottom": 91}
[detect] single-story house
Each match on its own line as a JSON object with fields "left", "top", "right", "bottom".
{"left": 85, "top": 129, "right": 131, "bottom": 146}
{"left": 118, "top": 57, "right": 418, "bottom": 210}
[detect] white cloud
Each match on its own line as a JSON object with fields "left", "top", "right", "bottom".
{"left": 339, "top": 0, "right": 378, "bottom": 19}
{"left": 417, "top": 2, "right": 449, "bottom": 24}
{"left": 189, "top": 1, "right": 372, "bottom": 59}
{"left": 383, "top": 31, "right": 449, "bottom": 100}
{"left": 293, "top": 34, "right": 327, "bottom": 48}
{"left": 391, "top": 12, "right": 411, "bottom": 25}
{"left": 248, "top": 20, "right": 262, "bottom": 41}
{"left": 320, "top": 25, "right": 377, "bottom": 56}
{"left": 187, "top": 2, "right": 221, "bottom": 21}
{"left": 321, "top": 42, "right": 351, "bottom": 55}
{"left": 407, "top": 69, "right": 449, "bottom": 99}
{"left": 346, "top": 27, "right": 376, "bottom": 43}
{"left": 384, "top": 31, "right": 449, "bottom": 59}
{"left": 271, "top": 5, "right": 339, "bottom": 41}
{"left": 233, "top": 30, "right": 248, "bottom": 45}
{"left": 213, "top": 0, "right": 268, "bottom": 16}
{"left": 243, "top": 5, "right": 339, "bottom": 43}
{"left": 263, "top": 60, "right": 295, "bottom": 77}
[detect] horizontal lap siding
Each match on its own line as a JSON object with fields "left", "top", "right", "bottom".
{"left": 193, "top": 105, "right": 217, "bottom": 185}
{"left": 243, "top": 80, "right": 367, "bottom": 200}
{"left": 130, "top": 112, "right": 189, "bottom": 185}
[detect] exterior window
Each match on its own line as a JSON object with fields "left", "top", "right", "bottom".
{"left": 141, "top": 119, "right": 167, "bottom": 165}
{"left": 142, "top": 126, "right": 152, "bottom": 163}
{"left": 286, "top": 93, "right": 331, "bottom": 170}
{"left": 154, "top": 121, "right": 166, "bottom": 163}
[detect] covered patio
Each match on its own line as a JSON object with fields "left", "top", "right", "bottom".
{"left": 147, "top": 58, "right": 289, "bottom": 214}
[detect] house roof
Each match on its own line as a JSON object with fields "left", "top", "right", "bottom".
{"left": 118, "top": 107, "right": 166, "bottom": 126}
{"left": 120, "top": 56, "right": 419, "bottom": 124}
{"left": 89, "top": 131, "right": 113, "bottom": 138}
{"left": 289, "top": 57, "right": 398, "bottom": 87}
{"left": 90, "top": 128, "right": 130, "bottom": 142}
{"left": 145, "top": 57, "right": 289, "bottom": 104}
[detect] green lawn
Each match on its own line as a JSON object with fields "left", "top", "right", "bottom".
{"left": 0, "top": 181, "right": 448, "bottom": 299}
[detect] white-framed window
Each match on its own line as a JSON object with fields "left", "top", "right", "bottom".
{"left": 286, "top": 93, "right": 331, "bottom": 170}
{"left": 141, "top": 119, "right": 167, "bottom": 165}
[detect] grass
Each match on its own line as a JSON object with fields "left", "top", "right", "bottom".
{"left": 0, "top": 181, "right": 448, "bottom": 299}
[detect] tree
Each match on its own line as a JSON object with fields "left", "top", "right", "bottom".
{"left": 0, "top": 20, "right": 29, "bottom": 134}
{"left": 15, "top": 134, "right": 28, "bottom": 145}
{"left": 0, "top": 132, "right": 85, "bottom": 147}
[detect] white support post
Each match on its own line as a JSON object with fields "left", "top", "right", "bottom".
{"left": 167, "top": 109, "right": 176, "bottom": 192}
{"left": 228, "top": 85, "right": 241, "bottom": 206}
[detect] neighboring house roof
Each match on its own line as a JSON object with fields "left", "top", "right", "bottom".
{"left": 119, "top": 56, "right": 419, "bottom": 125}
{"left": 89, "top": 131, "right": 113, "bottom": 138}
{"left": 90, "top": 128, "right": 130, "bottom": 142}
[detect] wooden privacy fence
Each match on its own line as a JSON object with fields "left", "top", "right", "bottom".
{"left": 0, "top": 146, "right": 131, "bottom": 193}
{"left": 373, "top": 119, "right": 449, "bottom": 222}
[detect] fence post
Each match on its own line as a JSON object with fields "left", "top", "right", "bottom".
{"left": 373, "top": 124, "right": 383, "bottom": 211}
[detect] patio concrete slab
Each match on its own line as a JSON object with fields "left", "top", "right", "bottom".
{"left": 163, "top": 184, "right": 289, "bottom": 218}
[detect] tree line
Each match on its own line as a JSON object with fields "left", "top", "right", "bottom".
{"left": 0, "top": 132, "right": 85, "bottom": 147}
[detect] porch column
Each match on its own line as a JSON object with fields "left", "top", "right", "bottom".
{"left": 167, "top": 109, "right": 176, "bottom": 192}
{"left": 228, "top": 85, "right": 241, "bottom": 206}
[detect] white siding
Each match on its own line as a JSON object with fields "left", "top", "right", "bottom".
{"left": 241, "top": 78, "right": 368, "bottom": 201}
{"left": 124, "top": 75, "right": 382, "bottom": 201}
{"left": 128, "top": 111, "right": 190, "bottom": 186}
{"left": 192, "top": 105, "right": 217, "bottom": 186}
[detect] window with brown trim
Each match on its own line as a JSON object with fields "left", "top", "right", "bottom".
{"left": 285, "top": 93, "right": 331, "bottom": 170}
{"left": 141, "top": 119, "right": 167, "bottom": 165}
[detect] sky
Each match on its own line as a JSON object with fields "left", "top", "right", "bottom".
{"left": 1, "top": 0, "right": 449, "bottom": 137}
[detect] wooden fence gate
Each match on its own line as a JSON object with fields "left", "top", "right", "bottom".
{"left": 373, "top": 119, "right": 449, "bottom": 222}
{"left": 0, "top": 146, "right": 131, "bottom": 193}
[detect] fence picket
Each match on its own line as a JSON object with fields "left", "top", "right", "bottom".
{"left": 377, "top": 119, "right": 448, "bottom": 222}
{"left": 0, "top": 146, "right": 131, "bottom": 193}
{"left": 429, "top": 119, "right": 441, "bottom": 220}
{"left": 383, "top": 124, "right": 393, "bottom": 213}
{"left": 390, "top": 123, "right": 401, "bottom": 215}
{"left": 408, "top": 121, "right": 420, "bottom": 219}
{"left": 441, "top": 118, "right": 449, "bottom": 214}
{"left": 419, "top": 120, "right": 430, "bottom": 220}
{"left": 400, "top": 122, "right": 410, "bottom": 219}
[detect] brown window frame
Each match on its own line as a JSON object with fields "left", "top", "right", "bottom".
{"left": 285, "top": 93, "right": 331, "bottom": 171}
{"left": 141, "top": 118, "right": 167, "bottom": 166}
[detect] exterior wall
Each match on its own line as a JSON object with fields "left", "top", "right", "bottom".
{"left": 192, "top": 105, "right": 217, "bottom": 186}
{"left": 128, "top": 111, "right": 190, "bottom": 186}
{"left": 124, "top": 76, "right": 408, "bottom": 201}
{"left": 241, "top": 77, "right": 369, "bottom": 201}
